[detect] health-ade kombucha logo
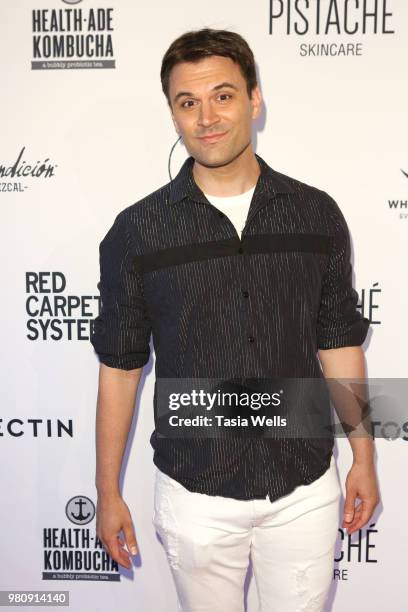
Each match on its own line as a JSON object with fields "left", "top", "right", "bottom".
{"left": 31, "top": 0, "right": 116, "bottom": 70}
{"left": 268, "top": 0, "right": 396, "bottom": 57}
{"left": 42, "top": 495, "right": 122, "bottom": 581}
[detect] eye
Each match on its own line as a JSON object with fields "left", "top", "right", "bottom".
{"left": 218, "top": 93, "right": 232, "bottom": 102}
{"left": 181, "top": 99, "right": 196, "bottom": 108}
{"left": 180, "top": 93, "right": 233, "bottom": 108}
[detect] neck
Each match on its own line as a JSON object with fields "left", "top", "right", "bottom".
{"left": 192, "top": 145, "right": 260, "bottom": 197}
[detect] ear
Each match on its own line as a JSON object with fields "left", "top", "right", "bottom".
{"left": 250, "top": 85, "right": 263, "bottom": 120}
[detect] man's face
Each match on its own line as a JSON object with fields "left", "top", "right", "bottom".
{"left": 168, "top": 55, "right": 262, "bottom": 168}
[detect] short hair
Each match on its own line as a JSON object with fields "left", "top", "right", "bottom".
{"left": 160, "top": 27, "right": 258, "bottom": 108}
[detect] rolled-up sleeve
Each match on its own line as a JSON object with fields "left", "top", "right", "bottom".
{"left": 90, "top": 210, "right": 152, "bottom": 370}
{"left": 316, "top": 193, "right": 370, "bottom": 350}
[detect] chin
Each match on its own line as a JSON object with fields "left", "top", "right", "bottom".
{"left": 192, "top": 149, "right": 237, "bottom": 168}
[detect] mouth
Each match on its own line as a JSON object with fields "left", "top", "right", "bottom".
{"left": 198, "top": 131, "right": 228, "bottom": 144}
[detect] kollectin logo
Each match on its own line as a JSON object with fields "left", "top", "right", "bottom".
{"left": 268, "top": 0, "right": 395, "bottom": 57}
{"left": 31, "top": 0, "right": 116, "bottom": 70}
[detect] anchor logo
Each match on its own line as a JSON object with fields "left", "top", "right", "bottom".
{"left": 65, "top": 495, "right": 95, "bottom": 525}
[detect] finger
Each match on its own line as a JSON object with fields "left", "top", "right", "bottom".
{"left": 117, "top": 536, "right": 132, "bottom": 561}
{"left": 105, "top": 536, "right": 132, "bottom": 568}
{"left": 343, "top": 494, "right": 357, "bottom": 523}
{"left": 345, "top": 503, "right": 366, "bottom": 532}
{"left": 123, "top": 522, "right": 138, "bottom": 556}
{"left": 342, "top": 500, "right": 362, "bottom": 524}
{"left": 346, "top": 503, "right": 376, "bottom": 534}
{"left": 342, "top": 501, "right": 363, "bottom": 527}
{"left": 115, "top": 540, "right": 133, "bottom": 567}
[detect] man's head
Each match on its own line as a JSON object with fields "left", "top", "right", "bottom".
{"left": 160, "top": 28, "right": 262, "bottom": 168}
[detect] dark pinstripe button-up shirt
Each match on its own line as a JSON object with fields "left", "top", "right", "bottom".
{"left": 90, "top": 153, "right": 370, "bottom": 502}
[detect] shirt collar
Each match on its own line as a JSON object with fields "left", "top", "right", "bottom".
{"left": 168, "top": 152, "right": 295, "bottom": 206}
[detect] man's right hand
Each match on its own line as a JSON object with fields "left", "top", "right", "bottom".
{"left": 96, "top": 494, "right": 139, "bottom": 569}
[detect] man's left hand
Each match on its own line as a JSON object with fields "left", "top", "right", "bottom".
{"left": 342, "top": 461, "right": 380, "bottom": 534}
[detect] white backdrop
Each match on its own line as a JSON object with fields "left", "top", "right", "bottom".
{"left": 1, "top": 0, "right": 407, "bottom": 610}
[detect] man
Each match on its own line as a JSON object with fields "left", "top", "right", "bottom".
{"left": 91, "top": 28, "right": 380, "bottom": 611}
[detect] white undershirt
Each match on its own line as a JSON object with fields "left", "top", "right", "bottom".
{"left": 203, "top": 185, "right": 256, "bottom": 238}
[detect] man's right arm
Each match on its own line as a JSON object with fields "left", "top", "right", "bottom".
{"left": 90, "top": 210, "right": 152, "bottom": 568}
{"left": 95, "top": 363, "right": 143, "bottom": 569}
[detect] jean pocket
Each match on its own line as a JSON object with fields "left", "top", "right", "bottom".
{"left": 152, "top": 472, "right": 181, "bottom": 570}
{"left": 319, "top": 455, "right": 342, "bottom": 504}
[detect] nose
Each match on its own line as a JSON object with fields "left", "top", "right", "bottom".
{"left": 197, "top": 100, "right": 220, "bottom": 128}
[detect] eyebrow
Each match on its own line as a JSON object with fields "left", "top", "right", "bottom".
{"left": 172, "top": 81, "right": 239, "bottom": 105}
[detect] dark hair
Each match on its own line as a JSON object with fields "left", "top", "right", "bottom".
{"left": 160, "top": 28, "right": 258, "bottom": 108}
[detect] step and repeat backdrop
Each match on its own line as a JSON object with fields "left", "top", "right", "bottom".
{"left": 1, "top": 0, "right": 407, "bottom": 610}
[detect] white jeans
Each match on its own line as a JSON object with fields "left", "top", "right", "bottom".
{"left": 152, "top": 454, "right": 341, "bottom": 612}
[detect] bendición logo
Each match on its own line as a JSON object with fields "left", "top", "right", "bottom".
{"left": 0, "top": 147, "right": 57, "bottom": 193}
{"left": 31, "top": 0, "right": 116, "bottom": 70}
{"left": 268, "top": 0, "right": 396, "bottom": 57}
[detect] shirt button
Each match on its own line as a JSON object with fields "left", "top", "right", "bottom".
{"left": 238, "top": 247, "right": 244, "bottom": 254}
{"left": 242, "top": 290, "right": 249, "bottom": 298}
{"left": 248, "top": 335, "right": 255, "bottom": 343}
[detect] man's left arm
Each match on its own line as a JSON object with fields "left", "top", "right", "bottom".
{"left": 318, "top": 346, "right": 380, "bottom": 534}
{"left": 315, "top": 192, "right": 380, "bottom": 534}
